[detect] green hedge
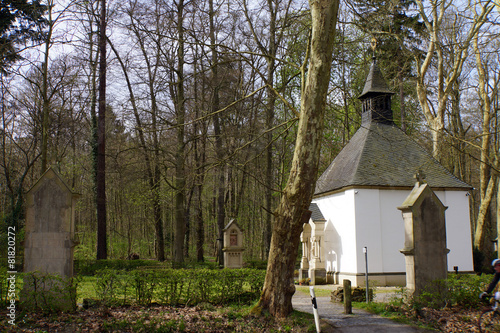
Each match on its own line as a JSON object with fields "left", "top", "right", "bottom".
{"left": 74, "top": 259, "right": 164, "bottom": 276}
{"left": 92, "top": 268, "right": 265, "bottom": 306}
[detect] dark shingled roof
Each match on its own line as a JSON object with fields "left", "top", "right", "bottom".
{"left": 314, "top": 122, "right": 472, "bottom": 196}
{"left": 309, "top": 203, "right": 325, "bottom": 221}
{"left": 358, "top": 58, "right": 394, "bottom": 99}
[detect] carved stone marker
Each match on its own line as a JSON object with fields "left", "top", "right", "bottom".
{"left": 222, "top": 219, "right": 244, "bottom": 268}
{"left": 22, "top": 167, "right": 79, "bottom": 311}
{"left": 299, "top": 223, "right": 311, "bottom": 281}
{"left": 398, "top": 174, "right": 448, "bottom": 299}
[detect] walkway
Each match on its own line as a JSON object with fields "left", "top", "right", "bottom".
{"left": 292, "top": 286, "right": 435, "bottom": 332}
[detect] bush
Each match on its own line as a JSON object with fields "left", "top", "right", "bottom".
{"left": 75, "top": 259, "right": 163, "bottom": 275}
{"left": 94, "top": 269, "right": 133, "bottom": 306}
{"left": 412, "top": 273, "right": 492, "bottom": 309}
{"left": 20, "top": 272, "right": 78, "bottom": 313}
{"left": 245, "top": 260, "right": 268, "bottom": 270}
{"left": 85, "top": 268, "right": 266, "bottom": 307}
{"left": 0, "top": 267, "right": 7, "bottom": 307}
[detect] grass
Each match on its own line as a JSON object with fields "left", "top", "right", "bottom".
{"left": 295, "top": 285, "right": 333, "bottom": 297}
{"left": 76, "top": 276, "right": 97, "bottom": 304}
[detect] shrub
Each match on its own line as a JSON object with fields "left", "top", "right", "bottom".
{"left": 245, "top": 260, "right": 268, "bottom": 270}
{"left": 85, "top": 268, "right": 266, "bottom": 307}
{"left": 411, "top": 273, "right": 492, "bottom": 309}
{"left": 20, "top": 272, "right": 78, "bottom": 313}
{"left": 0, "top": 266, "right": 7, "bottom": 307}
{"left": 75, "top": 259, "right": 162, "bottom": 276}
{"left": 94, "top": 269, "right": 133, "bottom": 306}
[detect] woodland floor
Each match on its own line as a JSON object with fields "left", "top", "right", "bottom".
{"left": 0, "top": 303, "right": 492, "bottom": 332}
{"left": 0, "top": 304, "right": 317, "bottom": 332}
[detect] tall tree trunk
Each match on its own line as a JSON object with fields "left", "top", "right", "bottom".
{"left": 173, "top": 0, "right": 186, "bottom": 265}
{"left": 473, "top": 31, "right": 499, "bottom": 255}
{"left": 256, "top": 0, "right": 339, "bottom": 318}
{"left": 209, "top": 0, "right": 225, "bottom": 266}
{"left": 96, "top": 0, "right": 107, "bottom": 260}
{"left": 39, "top": 0, "right": 56, "bottom": 174}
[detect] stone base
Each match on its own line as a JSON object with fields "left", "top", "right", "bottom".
{"left": 298, "top": 269, "right": 309, "bottom": 281}
{"left": 309, "top": 268, "right": 326, "bottom": 285}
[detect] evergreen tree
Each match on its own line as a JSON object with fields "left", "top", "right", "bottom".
{"left": 0, "top": 0, "right": 47, "bottom": 72}
{"left": 352, "top": 0, "right": 424, "bottom": 131}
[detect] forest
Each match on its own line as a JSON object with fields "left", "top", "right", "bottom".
{"left": 2, "top": 0, "right": 500, "bottom": 271}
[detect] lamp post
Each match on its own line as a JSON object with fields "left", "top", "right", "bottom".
{"left": 363, "top": 246, "right": 369, "bottom": 303}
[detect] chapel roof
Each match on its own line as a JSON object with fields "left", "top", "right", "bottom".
{"left": 309, "top": 203, "right": 326, "bottom": 221}
{"left": 314, "top": 58, "right": 472, "bottom": 196}
{"left": 314, "top": 122, "right": 472, "bottom": 195}
{"left": 358, "top": 57, "right": 394, "bottom": 99}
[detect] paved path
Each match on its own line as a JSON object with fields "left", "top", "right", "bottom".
{"left": 292, "top": 287, "right": 434, "bottom": 332}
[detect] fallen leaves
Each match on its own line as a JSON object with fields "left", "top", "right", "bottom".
{"left": 0, "top": 304, "right": 312, "bottom": 332}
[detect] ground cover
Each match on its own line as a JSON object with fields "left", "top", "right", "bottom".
{"left": 0, "top": 304, "right": 316, "bottom": 332}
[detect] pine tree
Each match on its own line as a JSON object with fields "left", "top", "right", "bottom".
{"left": 353, "top": 0, "right": 424, "bottom": 131}
{"left": 0, "top": 0, "right": 47, "bottom": 72}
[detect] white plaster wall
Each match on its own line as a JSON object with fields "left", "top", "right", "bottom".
{"left": 353, "top": 189, "right": 385, "bottom": 274}
{"left": 379, "top": 190, "right": 408, "bottom": 272}
{"left": 314, "top": 187, "right": 474, "bottom": 279}
{"left": 433, "top": 190, "right": 474, "bottom": 272}
{"left": 313, "top": 190, "right": 357, "bottom": 275}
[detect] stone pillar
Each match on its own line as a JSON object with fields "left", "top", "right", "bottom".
{"left": 222, "top": 219, "right": 244, "bottom": 268}
{"left": 299, "top": 223, "right": 311, "bottom": 281}
{"left": 309, "top": 220, "right": 326, "bottom": 285}
{"left": 22, "top": 167, "right": 80, "bottom": 311}
{"left": 398, "top": 177, "right": 448, "bottom": 300}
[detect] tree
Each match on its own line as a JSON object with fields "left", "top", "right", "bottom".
{"left": 242, "top": 0, "right": 297, "bottom": 258}
{"left": 352, "top": 0, "right": 423, "bottom": 132}
{"left": 413, "top": 0, "right": 492, "bottom": 160}
{"left": 472, "top": 17, "right": 500, "bottom": 255}
{"left": 256, "top": 0, "right": 339, "bottom": 318}
{"left": 0, "top": 0, "right": 47, "bottom": 72}
{"left": 96, "top": 0, "right": 108, "bottom": 260}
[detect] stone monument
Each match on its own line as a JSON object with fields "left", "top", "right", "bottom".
{"left": 222, "top": 219, "right": 244, "bottom": 268}
{"left": 299, "top": 223, "right": 311, "bottom": 281}
{"left": 22, "top": 166, "right": 79, "bottom": 311}
{"left": 308, "top": 218, "right": 326, "bottom": 285}
{"left": 398, "top": 172, "right": 449, "bottom": 299}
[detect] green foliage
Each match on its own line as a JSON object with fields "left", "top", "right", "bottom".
{"left": 83, "top": 268, "right": 265, "bottom": 307}
{"left": 74, "top": 259, "right": 163, "bottom": 275}
{"left": 244, "top": 260, "right": 268, "bottom": 270}
{"left": 0, "top": 266, "right": 9, "bottom": 307}
{"left": 20, "top": 272, "right": 78, "bottom": 313}
{"left": 413, "top": 274, "right": 491, "bottom": 309}
{"left": 94, "top": 269, "right": 132, "bottom": 306}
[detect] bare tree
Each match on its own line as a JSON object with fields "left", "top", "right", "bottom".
{"left": 96, "top": 0, "right": 108, "bottom": 259}
{"left": 413, "top": 0, "right": 492, "bottom": 160}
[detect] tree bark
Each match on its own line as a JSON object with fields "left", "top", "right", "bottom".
{"left": 96, "top": 0, "right": 107, "bottom": 260}
{"left": 173, "top": 0, "right": 186, "bottom": 265}
{"left": 256, "top": 0, "right": 339, "bottom": 318}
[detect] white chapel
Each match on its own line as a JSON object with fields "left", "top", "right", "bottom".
{"left": 299, "top": 58, "right": 474, "bottom": 287}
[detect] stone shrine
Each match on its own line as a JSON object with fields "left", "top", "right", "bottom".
{"left": 22, "top": 166, "right": 79, "bottom": 311}
{"left": 398, "top": 174, "right": 449, "bottom": 298}
{"left": 299, "top": 204, "right": 327, "bottom": 285}
{"left": 222, "top": 219, "right": 244, "bottom": 268}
